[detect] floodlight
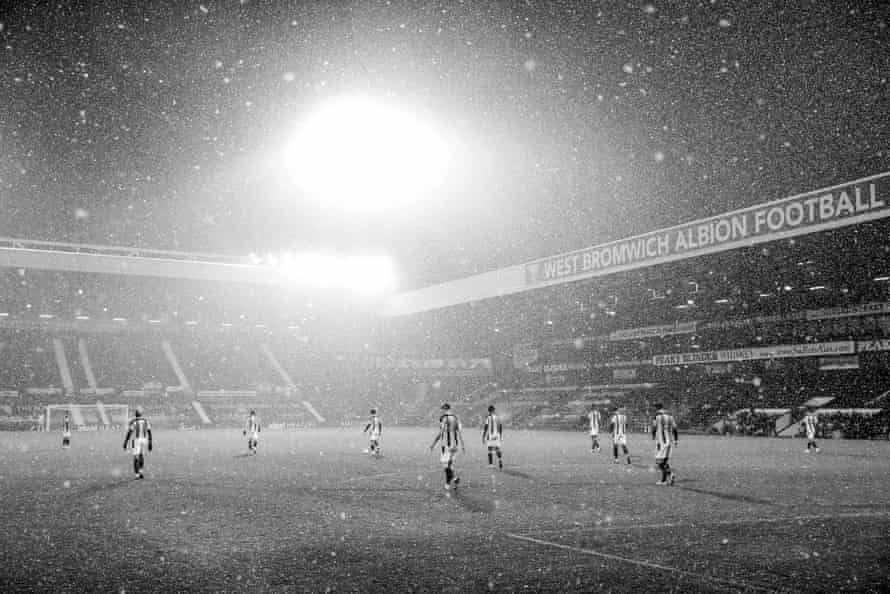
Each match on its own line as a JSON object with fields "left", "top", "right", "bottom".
{"left": 284, "top": 95, "right": 449, "bottom": 211}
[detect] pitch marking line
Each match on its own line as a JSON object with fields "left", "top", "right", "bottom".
{"left": 336, "top": 469, "right": 436, "bottom": 484}
{"left": 506, "top": 532, "right": 774, "bottom": 592}
{"left": 528, "top": 510, "right": 890, "bottom": 535}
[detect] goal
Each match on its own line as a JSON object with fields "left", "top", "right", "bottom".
{"left": 45, "top": 403, "right": 129, "bottom": 432}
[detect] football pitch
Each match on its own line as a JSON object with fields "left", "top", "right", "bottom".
{"left": 0, "top": 428, "right": 888, "bottom": 593}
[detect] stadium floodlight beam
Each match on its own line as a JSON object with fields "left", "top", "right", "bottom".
{"left": 284, "top": 95, "right": 449, "bottom": 212}
{"left": 264, "top": 250, "right": 398, "bottom": 297}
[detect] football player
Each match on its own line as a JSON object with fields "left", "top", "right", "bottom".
{"left": 122, "top": 407, "right": 152, "bottom": 479}
{"left": 803, "top": 407, "right": 820, "bottom": 453}
{"left": 587, "top": 404, "right": 602, "bottom": 453}
{"left": 363, "top": 408, "right": 383, "bottom": 457}
{"left": 430, "top": 403, "right": 464, "bottom": 491}
{"left": 61, "top": 411, "right": 71, "bottom": 449}
{"left": 652, "top": 404, "right": 678, "bottom": 485}
{"left": 610, "top": 407, "right": 632, "bottom": 465}
{"left": 243, "top": 410, "right": 261, "bottom": 455}
{"left": 482, "top": 405, "right": 503, "bottom": 469}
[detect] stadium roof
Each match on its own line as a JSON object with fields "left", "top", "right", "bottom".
{"left": 1, "top": 3, "right": 887, "bottom": 290}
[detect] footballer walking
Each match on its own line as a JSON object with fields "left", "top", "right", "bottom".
{"left": 587, "top": 405, "right": 601, "bottom": 453}
{"left": 61, "top": 411, "right": 71, "bottom": 450}
{"left": 482, "top": 405, "right": 503, "bottom": 469}
{"left": 244, "top": 410, "right": 261, "bottom": 455}
{"left": 363, "top": 408, "right": 383, "bottom": 457}
{"left": 652, "top": 404, "right": 678, "bottom": 485}
{"left": 123, "top": 407, "right": 153, "bottom": 479}
{"left": 610, "top": 407, "right": 632, "bottom": 464}
{"left": 430, "top": 403, "right": 464, "bottom": 492}
{"left": 804, "top": 407, "right": 820, "bottom": 453}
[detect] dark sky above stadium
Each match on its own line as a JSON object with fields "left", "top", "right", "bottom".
{"left": 0, "top": 1, "right": 887, "bottom": 289}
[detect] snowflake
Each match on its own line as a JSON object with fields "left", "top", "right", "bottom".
{"left": 718, "top": 18, "right": 731, "bottom": 28}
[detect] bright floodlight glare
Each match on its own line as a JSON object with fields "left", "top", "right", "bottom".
{"left": 269, "top": 251, "right": 398, "bottom": 296}
{"left": 287, "top": 95, "right": 448, "bottom": 211}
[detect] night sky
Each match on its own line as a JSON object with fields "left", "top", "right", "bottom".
{"left": 0, "top": 1, "right": 887, "bottom": 289}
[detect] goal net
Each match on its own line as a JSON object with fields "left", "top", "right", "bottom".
{"left": 45, "top": 403, "right": 129, "bottom": 432}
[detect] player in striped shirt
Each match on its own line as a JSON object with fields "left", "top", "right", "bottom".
{"left": 652, "top": 404, "right": 678, "bottom": 485}
{"left": 363, "top": 409, "right": 383, "bottom": 457}
{"left": 122, "top": 407, "right": 152, "bottom": 479}
{"left": 61, "top": 411, "right": 71, "bottom": 449}
{"left": 609, "top": 407, "right": 632, "bottom": 465}
{"left": 243, "top": 410, "right": 261, "bottom": 455}
{"left": 587, "top": 405, "right": 602, "bottom": 453}
{"left": 482, "top": 405, "right": 503, "bottom": 469}
{"left": 803, "top": 408, "right": 820, "bottom": 453}
{"left": 430, "top": 403, "right": 464, "bottom": 491}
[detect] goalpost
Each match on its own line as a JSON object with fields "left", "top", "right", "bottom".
{"left": 45, "top": 402, "right": 129, "bottom": 432}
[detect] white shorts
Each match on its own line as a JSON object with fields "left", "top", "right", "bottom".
{"left": 612, "top": 435, "right": 627, "bottom": 446}
{"left": 806, "top": 430, "right": 816, "bottom": 440}
{"left": 369, "top": 431, "right": 380, "bottom": 442}
{"left": 589, "top": 430, "right": 599, "bottom": 437}
{"left": 248, "top": 430, "right": 259, "bottom": 442}
{"left": 62, "top": 431, "right": 71, "bottom": 439}
{"left": 440, "top": 446, "right": 458, "bottom": 465}
{"left": 655, "top": 442, "right": 672, "bottom": 462}
{"left": 485, "top": 437, "right": 502, "bottom": 449}
{"left": 131, "top": 437, "right": 149, "bottom": 456}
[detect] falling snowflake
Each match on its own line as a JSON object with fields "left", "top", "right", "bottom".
{"left": 74, "top": 208, "right": 89, "bottom": 220}
{"left": 199, "top": 5, "right": 209, "bottom": 14}
{"left": 282, "top": 72, "right": 295, "bottom": 82}
{"left": 718, "top": 18, "right": 731, "bottom": 28}
{"left": 523, "top": 58, "right": 536, "bottom": 71}
{"left": 622, "top": 63, "right": 634, "bottom": 74}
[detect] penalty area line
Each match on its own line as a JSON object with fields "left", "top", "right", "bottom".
{"left": 505, "top": 533, "right": 774, "bottom": 592}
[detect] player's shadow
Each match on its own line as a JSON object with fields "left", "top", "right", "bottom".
{"left": 76, "top": 478, "right": 139, "bottom": 498}
{"left": 676, "top": 485, "right": 775, "bottom": 506}
{"left": 233, "top": 453, "right": 253, "bottom": 459}
{"left": 499, "top": 468, "right": 536, "bottom": 481}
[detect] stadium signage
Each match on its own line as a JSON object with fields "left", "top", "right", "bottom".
{"left": 819, "top": 355, "right": 860, "bottom": 370}
{"left": 609, "top": 321, "right": 697, "bottom": 341}
{"left": 524, "top": 173, "right": 890, "bottom": 286}
{"left": 372, "top": 357, "right": 493, "bottom": 374}
{"left": 807, "top": 302, "right": 890, "bottom": 320}
{"left": 652, "top": 341, "right": 855, "bottom": 366}
{"left": 857, "top": 339, "right": 890, "bottom": 352}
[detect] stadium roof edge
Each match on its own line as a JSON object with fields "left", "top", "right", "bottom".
{"left": 383, "top": 170, "right": 890, "bottom": 317}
